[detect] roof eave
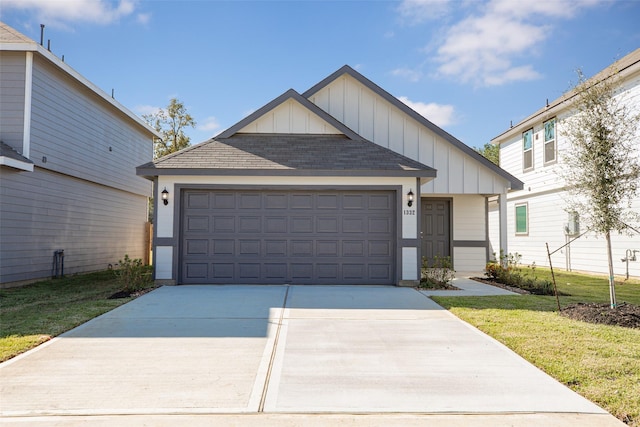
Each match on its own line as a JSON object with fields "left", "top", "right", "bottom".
{"left": 136, "top": 167, "right": 437, "bottom": 179}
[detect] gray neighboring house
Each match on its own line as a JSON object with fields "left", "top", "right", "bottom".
{"left": 0, "top": 22, "right": 158, "bottom": 286}
{"left": 138, "top": 68, "right": 522, "bottom": 286}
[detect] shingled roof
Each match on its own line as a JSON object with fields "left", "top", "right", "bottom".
{"left": 1, "top": 141, "right": 32, "bottom": 163}
{"left": 137, "top": 134, "right": 436, "bottom": 178}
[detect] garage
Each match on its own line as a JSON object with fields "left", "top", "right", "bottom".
{"left": 180, "top": 189, "right": 396, "bottom": 285}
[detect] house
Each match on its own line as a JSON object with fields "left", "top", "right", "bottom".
{"left": 0, "top": 22, "right": 158, "bottom": 286}
{"left": 489, "top": 48, "right": 640, "bottom": 278}
{"left": 137, "top": 66, "right": 522, "bottom": 285}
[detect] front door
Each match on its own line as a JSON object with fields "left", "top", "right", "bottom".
{"left": 421, "top": 199, "right": 451, "bottom": 266}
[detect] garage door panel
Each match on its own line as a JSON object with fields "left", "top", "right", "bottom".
{"left": 317, "top": 217, "right": 338, "bottom": 233}
{"left": 291, "top": 240, "right": 313, "bottom": 256}
{"left": 265, "top": 240, "right": 287, "bottom": 256}
{"left": 238, "top": 216, "right": 260, "bottom": 233}
{"left": 214, "top": 216, "right": 235, "bottom": 232}
{"left": 266, "top": 217, "right": 287, "bottom": 233}
{"left": 212, "top": 263, "right": 234, "bottom": 279}
{"left": 317, "top": 263, "right": 339, "bottom": 279}
{"left": 291, "top": 217, "right": 313, "bottom": 233}
{"left": 213, "top": 193, "right": 235, "bottom": 209}
{"left": 186, "top": 239, "right": 209, "bottom": 255}
{"left": 343, "top": 241, "right": 364, "bottom": 256}
{"left": 239, "top": 240, "right": 260, "bottom": 255}
{"left": 187, "top": 193, "right": 210, "bottom": 209}
{"left": 181, "top": 190, "right": 395, "bottom": 284}
{"left": 212, "top": 239, "right": 234, "bottom": 255}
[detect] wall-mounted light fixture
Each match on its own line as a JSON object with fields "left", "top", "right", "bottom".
{"left": 407, "top": 189, "right": 414, "bottom": 207}
{"left": 161, "top": 187, "right": 169, "bottom": 205}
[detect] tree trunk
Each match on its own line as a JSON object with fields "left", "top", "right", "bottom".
{"left": 606, "top": 231, "right": 617, "bottom": 309}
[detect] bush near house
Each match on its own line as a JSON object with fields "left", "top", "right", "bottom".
{"left": 420, "top": 255, "right": 456, "bottom": 289}
{"left": 484, "top": 252, "right": 556, "bottom": 295}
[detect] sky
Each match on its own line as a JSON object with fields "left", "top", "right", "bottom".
{"left": 1, "top": 0, "right": 640, "bottom": 149}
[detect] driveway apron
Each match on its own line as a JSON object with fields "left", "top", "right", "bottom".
{"left": 0, "top": 285, "right": 621, "bottom": 425}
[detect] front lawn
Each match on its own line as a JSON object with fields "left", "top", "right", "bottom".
{"left": 433, "top": 269, "right": 640, "bottom": 426}
{"left": 0, "top": 270, "right": 155, "bottom": 362}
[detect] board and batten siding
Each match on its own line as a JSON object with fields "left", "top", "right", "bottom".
{"left": 0, "top": 51, "right": 26, "bottom": 152}
{"left": 0, "top": 167, "right": 148, "bottom": 284}
{"left": 307, "top": 73, "right": 510, "bottom": 196}
{"left": 29, "top": 55, "right": 151, "bottom": 196}
{"left": 238, "top": 98, "right": 342, "bottom": 135}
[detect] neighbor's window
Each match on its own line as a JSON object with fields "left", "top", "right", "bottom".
{"left": 522, "top": 129, "right": 533, "bottom": 171}
{"left": 515, "top": 203, "right": 528, "bottom": 235}
{"left": 544, "top": 118, "right": 556, "bottom": 164}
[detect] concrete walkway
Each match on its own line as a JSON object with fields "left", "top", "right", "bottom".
{"left": 0, "top": 284, "right": 624, "bottom": 426}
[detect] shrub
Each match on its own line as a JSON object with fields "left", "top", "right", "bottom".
{"left": 484, "top": 254, "right": 558, "bottom": 295}
{"left": 116, "top": 255, "right": 151, "bottom": 292}
{"left": 421, "top": 255, "right": 455, "bottom": 288}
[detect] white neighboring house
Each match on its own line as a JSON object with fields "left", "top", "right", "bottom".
{"left": 489, "top": 48, "right": 640, "bottom": 278}
{"left": 0, "top": 22, "right": 158, "bottom": 286}
{"left": 138, "top": 66, "right": 522, "bottom": 286}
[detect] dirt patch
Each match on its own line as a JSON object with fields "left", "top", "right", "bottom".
{"left": 560, "top": 302, "right": 640, "bottom": 329}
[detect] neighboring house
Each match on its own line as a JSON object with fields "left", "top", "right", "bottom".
{"left": 489, "top": 48, "right": 640, "bottom": 278}
{"left": 137, "top": 66, "right": 522, "bottom": 286}
{"left": 0, "top": 22, "right": 158, "bottom": 286}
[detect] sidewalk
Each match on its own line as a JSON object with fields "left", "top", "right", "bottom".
{"left": 418, "top": 272, "right": 518, "bottom": 296}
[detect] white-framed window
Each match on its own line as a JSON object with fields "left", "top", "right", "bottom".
{"left": 515, "top": 203, "right": 528, "bottom": 235}
{"left": 544, "top": 118, "right": 556, "bottom": 164}
{"left": 522, "top": 128, "right": 533, "bottom": 171}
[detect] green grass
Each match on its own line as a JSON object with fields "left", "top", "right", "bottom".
{"left": 0, "top": 269, "right": 155, "bottom": 362}
{"left": 434, "top": 269, "right": 640, "bottom": 426}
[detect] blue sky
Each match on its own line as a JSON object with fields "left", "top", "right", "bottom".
{"left": 2, "top": 0, "right": 639, "bottom": 149}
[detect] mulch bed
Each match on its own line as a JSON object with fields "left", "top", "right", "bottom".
{"left": 560, "top": 302, "right": 640, "bottom": 329}
{"left": 470, "top": 277, "right": 531, "bottom": 294}
{"left": 108, "top": 287, "right": 157, "bottom": 300}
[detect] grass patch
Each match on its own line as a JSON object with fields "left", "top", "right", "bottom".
{"left": 434, "top": 271, "right": 640, "bottom": 426}
{"left": 0, "top": 269, "right": 155, "bottom": 362}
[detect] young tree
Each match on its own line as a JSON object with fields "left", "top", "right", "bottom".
{"left": 475, "top": 142, "right": 500, "bottom": 165}
{"left": 143, "top": 98, "right": 196, "bottom": 159}
{"left": 560, "top": 69, "right": 640, "bottom": 308}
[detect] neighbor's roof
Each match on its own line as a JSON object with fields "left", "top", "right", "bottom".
{"left": 492, "top": 47, "right": 640, "bottom": 143}
{"left": 0, "top": 141, "right": 32, "bottom": 163}
{"left": 136, "top": 133, "right": 437, "bottom": 178}
{"left": 0, "top": 21, "right": 159, "bottom": 139}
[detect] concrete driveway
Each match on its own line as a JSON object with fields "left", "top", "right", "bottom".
{"left": 0, "top": 285, "right": 624, "bottom": 426}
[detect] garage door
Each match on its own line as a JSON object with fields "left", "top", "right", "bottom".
{"left": 180, "top": 189, "right": 396, "bottom": 284}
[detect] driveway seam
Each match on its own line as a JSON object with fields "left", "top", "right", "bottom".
{"left": 258, "top": 285, "right": 290, "bottom": 412}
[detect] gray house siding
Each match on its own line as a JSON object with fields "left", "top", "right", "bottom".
{"left": 29, "top": 56, "right": 151, "bottom": 195}
{"left": 0, "top": 167, "right": 148, "bottom": 284}
{"left": 0, "top": 51, "right": 26, "bottom": 152}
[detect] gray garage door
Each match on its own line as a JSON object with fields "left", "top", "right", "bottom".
{"left": 180, "top": 189, "right": 396, "bottom": 285}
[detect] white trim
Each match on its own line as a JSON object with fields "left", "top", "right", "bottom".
{"left": 23, "top": 51, "right": 33, "bottom": 158}
{"left": 0, "top": 156, "right": 34, "bottom": 171}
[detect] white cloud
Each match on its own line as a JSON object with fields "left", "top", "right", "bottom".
{"left": 417, "top": 0, "right": 604, "bottom": 86}
{"left": 391, "top": 67, "right": 423, "bottom": 82}
{"left": 136, "top": 12, "right": 151, "bottom": 25}
{"left": 134, "top": 104, "right": 161, "bottom": 117}
{"left": 398, "top": 96, "right": 456, "bottom": 127}
{"left": 198, "top": 116, "right": 221, "bottom": 133}
{"left": 1, "top": 0, "right": 138, "bottom": 27}
{"left": 397, "top": 0, "right": 453, "bottom": 25}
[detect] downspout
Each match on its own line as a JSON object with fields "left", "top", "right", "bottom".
{"left": 23, "top": 52, "right": 33, "bottom": 159}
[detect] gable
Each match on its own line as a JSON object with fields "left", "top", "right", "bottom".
{"left": 305, "top": 67, "right": 523, "bottom": 193}
{"left": 238, "top": 97, "right": 342, "bottom": 135}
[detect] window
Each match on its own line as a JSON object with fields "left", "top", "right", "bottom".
{"left": 522, "top": 129, "right": 533, "bottom": 171}
{"left": 544, "top": 118, "right": 556, "bottom": 164}
{"left": 515, "top": 203, "right": 528, "bottom": 235}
